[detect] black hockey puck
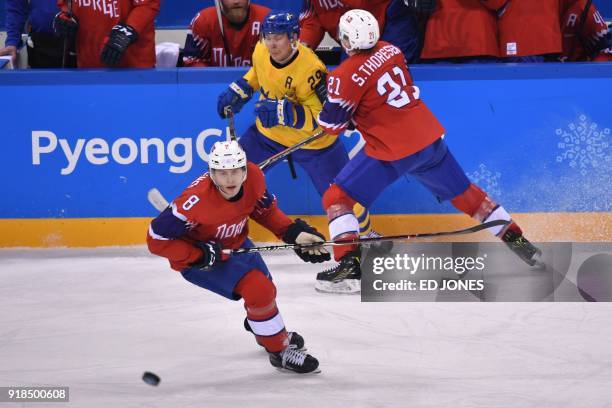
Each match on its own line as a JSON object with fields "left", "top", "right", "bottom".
{"left": 142, "top": 371, "right": 160, "bottom": 386}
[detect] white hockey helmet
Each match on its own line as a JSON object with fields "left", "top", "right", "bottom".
{"left": 208, "top": 141, "right": 247, "bottom": 170}
{"left": 338, "top": 9, "right": 380, "bottom": 52}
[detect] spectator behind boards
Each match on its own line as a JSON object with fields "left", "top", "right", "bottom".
{"left": 1, "top": 0, "right": 76, "bottom": 68}
{"left": 182, "top": 0, "right": 270, "bottom": 67}
{"left": 53, "top": 0, "right": 159, "bottom": 68}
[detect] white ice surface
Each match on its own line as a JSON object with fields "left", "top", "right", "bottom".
{"left": 1, "top": 247, "right": 611, "bottom": 408}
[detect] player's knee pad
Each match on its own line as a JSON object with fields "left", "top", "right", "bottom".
{"left": 235, "top": 269, "right": 278, "bottom": 319}
{"left": 322, "top": 184, "right": 355, "bottom": 212}
{"left": 236, "top": 270, "right": 288, "bottom": 352}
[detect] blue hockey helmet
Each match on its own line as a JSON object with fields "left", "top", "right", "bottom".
{"left": 262, "top": 11, "right": 300, "bottom": 39}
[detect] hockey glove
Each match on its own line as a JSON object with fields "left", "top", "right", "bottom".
{"left": 100, "top": 23, "right": 139, "bottom": 66}
{"left": 190, "top": 241, "right": 227, "bottom": 270}
{"left": 53, "top": 11, "right": 79, "bottom": 38}
{"left": 283, "top": 219, "right": 331, "bottom": 264}
{"left": 217, "top": 78, "right": 254, "bottom": 118}
{"left": 404, "top": 0, "right": 437, "bottom": 13}
{"left": 255, "top": 98, "right": 297, "bottom": 128}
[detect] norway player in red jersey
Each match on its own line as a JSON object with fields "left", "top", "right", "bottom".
{"left": 147, "top": 141, "right": 329, "bottom": 374}
{"left": 315, "top": 10, "right": 541, "bottom": 293}
{"left": 299, "top": 0, "right": 435, "bottom": 63}
{"left": 183, "top": 0, "right": 270, "bottom": 67}
{"left": 560, "top": 0, "right": 612, "bottom": 62}
{"left": 53, "top": 0, "right": 159, "bottom": 68}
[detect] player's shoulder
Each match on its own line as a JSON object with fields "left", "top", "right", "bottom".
{"left": 192, "top": 7, "right": 217, "bottom": 30}
{"left": 173, "top": 173, "right": 214, "bottom": 218}
{"left": 297, "top": 43, "right": 327, "bottom": 71}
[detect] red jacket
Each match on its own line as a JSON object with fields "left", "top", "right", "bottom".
{"left": 421, "top": 0, "right": 500, "bottom": 59}
{"left": 299, "top": 0, "right": 389, "bottom": 49}
{"left": 497, "top": 0, "right": 562, "bottom": 58}
{"left": 58, "top": 0, "right": 159, "bottom": 68}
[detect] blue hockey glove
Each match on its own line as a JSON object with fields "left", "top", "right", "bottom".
{"left": 255, "top": 98, "right": 296, "bottom": 128}
{"left": 217, "top": 78, "right": 253, "bottom": 118}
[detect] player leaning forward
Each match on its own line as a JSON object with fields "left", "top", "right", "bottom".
{"left": 316, "top": 9, "right": 542, "bottom": 291}
{"left": 147, "top": 141, "right": 329, "bottom": 374}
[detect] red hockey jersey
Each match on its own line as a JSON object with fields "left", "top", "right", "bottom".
{"left": 147, "top": 162, "right": 292, "bottom": 272}
{"left": 497, "top": 0, "right": 562, "bottom": 57}
{"left": 183, "top": 3, "right": 270, "bottom": 67}
{"left": 421, "top": 0, "right": 499, "bottom": 59}
{"left": 318, "top": 41, "right": 445, "bottom": 161}
{"left": 299, "top": 0, "right": 389, "bottom": 49}
{"left": 58, "top": 0, "right": 159, "bottom": 68}
{"left": 560, "top": 0, "right": 612, "bottom": 61}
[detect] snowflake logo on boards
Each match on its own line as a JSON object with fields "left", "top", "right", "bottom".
{"left": 467, "top": 164, "right": 502, "bottom": 198}
{"left": 555, "top": 114, "right": 611, "bottom": 176}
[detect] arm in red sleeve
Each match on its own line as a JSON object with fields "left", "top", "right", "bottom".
{"left": 125, "top": 0, "right": 160, "bottom": 35}
{"left": 146, "top": 205, "right": 204, "bottom": 271}
{"left": 249, "top": 190, "right": 293, "bottom": 238}
{"left": 299, "top": 1, "right": 326, "bottom": 49}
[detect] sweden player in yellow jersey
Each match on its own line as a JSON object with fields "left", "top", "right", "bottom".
{"left": 217, "top": 11, "right": 390, "bottom": 293}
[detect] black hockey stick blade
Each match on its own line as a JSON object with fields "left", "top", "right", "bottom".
{"left": 229, "top": 219, "right": 510, "bottom": 254}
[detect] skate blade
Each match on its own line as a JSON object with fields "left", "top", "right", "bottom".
{"left": 314, "top": 279, "right": 361, "bottom": 294}
{"left": 275, "top": 367, "right": 322, "bottom": 375}
{"left": 530, "top": 249, "right": 546, "bottom": 270}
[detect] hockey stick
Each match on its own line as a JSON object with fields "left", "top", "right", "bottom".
{"left": 224, "top": 106, "right": 238, "bottom": 141}
{"left": 62, "top": 0, "right": 72, "bottom": 68}
{"left": 259, "top": 129, "right": 325, "bottom": 170}
{"left": 146, "top": 129, "right": 326, "bottom": 210}
{"left": 147, "top": 187, "right": 170, "bottom": 212}
{"left": 228, "top": 220, "right": 510, "bottom": 254}
{"left": 214, "top": 0, "right": 232, "bottom": 66}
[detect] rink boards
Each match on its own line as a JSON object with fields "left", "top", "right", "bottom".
{"left": 0, "top": 64, "right": 611, "bottom": 246}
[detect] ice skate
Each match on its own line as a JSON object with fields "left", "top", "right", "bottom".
{"left": 269, "top": 346, "right": 320, "bottom": 374}
{"left": 315, "top": 250, "right": 361, "bottom": 294}
{"left": 501, "top": 224, "right": 543, "bottom": 267}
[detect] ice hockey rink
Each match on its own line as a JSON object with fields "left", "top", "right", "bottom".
{"left": 1, "top": 246, "right": 611, "bottom": 408}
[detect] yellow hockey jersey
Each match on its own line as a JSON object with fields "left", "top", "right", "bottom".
{"left": 243, "top": 41, "right": 336, "bottom": 150}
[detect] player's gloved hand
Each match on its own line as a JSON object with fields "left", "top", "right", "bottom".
{"left": 283, "top": 219, "right": 330, "bottom": 263}
{"left": 100, "top": 23, "right": 139, "bottom": 66}
{"left": 190, "top": 241, "right": 228, "bottom": 270}
{"left": 404, "top": 0, "right": 437, "bottom": 13}
{"left": 217, "top": 78, "right": 254, "bottom": 118}
{"left": 53, "top": 11, "right": 79, "bottom": 38}
{"left": 255, "top": 98, "right": 297, "bottom": 128}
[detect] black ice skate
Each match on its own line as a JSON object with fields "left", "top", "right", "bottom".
{"left": 501, "top": 225, "right": 542, "bottom": 267}
{"left": 244, "top": 318, "right": 305, "bottom": 350}
{"left": 315, "top": 250, "right": 361, "bottom": 294}
{"left": 362, "top": 230, "right": 393, "bottom": 255}
{"left": 269, "top": 346, "right": 320, "bottom": 374}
